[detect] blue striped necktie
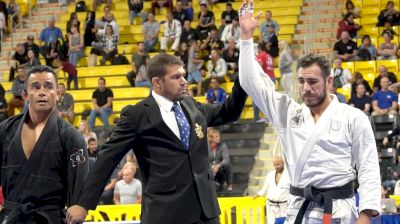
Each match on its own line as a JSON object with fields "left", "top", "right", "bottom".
{"left": 172, "top": 102, "right": 190, "bottom": 151}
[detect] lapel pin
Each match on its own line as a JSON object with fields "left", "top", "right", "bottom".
{"left": 195, "top": 123, "right": 204, "bottom": 139}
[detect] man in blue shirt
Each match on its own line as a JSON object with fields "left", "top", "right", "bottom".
{"left": 372, "top": 76, "right": 398, "bottom": 116}
{"left": 39, "top": 17, "right": 63, "bottom": 58}
{"left": 259, "top": 10, "right": 279, "bottom": 43}
{"left": 206, "top": 77, "right": 227, "bottom": 104}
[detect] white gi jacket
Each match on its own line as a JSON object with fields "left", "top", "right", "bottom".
{"left": 239, "top": 39, "right": 381, "bottom": 223}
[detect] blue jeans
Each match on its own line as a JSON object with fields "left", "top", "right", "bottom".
{"left": 89, "top": 107, "right": 113, "bottom": 129}
{"left": 135, "top": 81, "right": 152, "bottom": 88}
{"left": 69, "top": 50, "right": 83, "bottom": 67}
{"left": 144, "top": 38, "right": 158, "bottom": 52}
{"left": 129, "top": 10, "right": 147, "bottom": 25}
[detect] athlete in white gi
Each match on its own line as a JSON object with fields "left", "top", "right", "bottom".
{"left": 238, "top": 1, "right": 381, "bottom": 223}
{"left": 255, "top": 157, "right": 290, "bottom": 224}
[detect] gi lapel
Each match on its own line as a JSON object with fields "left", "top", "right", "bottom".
{"left": 292, "top": 96, "right": 340, "bottom": 186}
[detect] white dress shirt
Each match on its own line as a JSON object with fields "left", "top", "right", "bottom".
{"left": 152, "top": 90, "right": 181, "bottom": 140}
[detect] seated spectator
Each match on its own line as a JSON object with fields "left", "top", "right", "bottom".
{"left": 199, "top": 28, "right": 224, "bottom": 59}
{"left": 351, "top": 71, "right": 372, "bottom": 96}
{"left": 372, "top": 77, "right": 398, "bottom": 116}
{"left": 331, "top": 58, "right": 352, "bottom": 88}
{"left": 92, "top": 0, "right": 112, "bottom": 12}
{"left": 265, "top": 24, "right": 278, "bottom": 57}
{"left": 57, "top": 83, "right": 75, "bottom": 124}
{"left": 349, "top": 83, "right": 371, "bottom": 114}
{"left": 97, "top": 14, "right": 119, "bottom": 38}
{"left": 358, "top": 35, "right": 377, "bottom": 60}
{"left": 337, "top": 12, "right": 361, "bottom": 39}
{"left": 343, "top": 0, "right": 360, "bottom": 18}
{"left": 373, "top": 65, "right": 397, "bottom": 92}
{"left": 161, "top": 12, "right": 182, "bottom": 52}
{"left": 175, "top": 42, "right": 189, "bottom": 71}
{"left": 173, "top": 0, "right": 188, "bottom": 25}
{"left": 221, "top": 17, "right": 240, "bottom": 44}
{"left": 208, "top": 128, "right": 232, "bottom": 191}
{"left": 39, "top": 17, "right": 63, "bottom": 59}
{"left": 151, "top": 0, "right": 173, "bottom": 14}
{"left": 0, "top": 86, "right": 7, "bottom": 123}
{"left": 91, "top": 25, "right": 118, "bottom": 65}
{"left": 328, "top": 84, "right": 346, "bottom": 103}
{"left": 78, "top": 120, "right": 97, "bottom": 146}
{"left": 196, "top": 3, "right": 216, "bottom": 40}
{"left": 24, "top": 35, "right": 40, "bottom": 58}
{"left": 128, "top": 0, "right": 147, "bottom": 25}
{"left": 206, "top": 49, "right": 227, "bottom": 83}
{"left": 382, "top": 21, "right": 398, "bottom": 37}
{"left": 89, "top": 77, "right": 114, "bottom": 130}
{"left": 187, "top": 40, "right": 204, "bottom": 96}
{"left": 68, "top": 25, "right": 84, "bottom": 67}
{"left": 44, "top": 40, "right": 62, "bottom": 66}
{"left": 259, "top": 10, "right": 280, "bottom": 43}
{"left": 334, "top": 30, "right": 359, "bottom": 61}
{"left": 377, "top": 31, "right": 398, "bottom": 60}
{"left": 135, "top": 56, "right": 151, "bottom": 87}
{"left": 127, "top": 42, "right": 148, "bottom": 87}
{"left": 217, "top": 18, "right": 226, "bottom": 40}
{"left": 180, "top": 20, "right": 197, "bottom": 45}
{"left": 100, "top": 169, "right": 119, "bottom": 205}
{"left": 66, "top": 12, "right": 81, "bottom": 37}
{"left": 279, "top": 40, "right": 294, "bottom": 96}
{"left": 222, "top": 38, "right": 239, "bottom": 81}
{"left": 142, "top": 13, "right": 160, "bottom": 52}
{"left": 96, "top": 5, "right": 112, "bottom": 28}
{"left": 377, "top": 0, "right": 400, "bottom": 27}
{"left": 182, "top": 0, "right": 193, "bottom": 21}
{"left": 9, "top": 43, "right": 28, "bottom": 81}
{"left": 113, "top": 166, "right": 142, "bottom": 205}
{"left": 206, "top": 77, "right": 226, "bottom": 104}
{"left": 25, "top": 49, "right": 41, "bottom": 70}
{"left": 53, "top": 58, "right": 78, "bottom": 90}
{"left": 221, "top": 2, "right": 238, "bottom": 25}
{"left": 87, "top": 137, "right": 98, "bottom": 167}
{"left": 84, "top": 11, "right": 97, "bottom": 47}
{"left": 8, "top": 66, "right": 26, "bottom": 116}
{"left": 7, "top": 0, "right": 19, "bottom": 26}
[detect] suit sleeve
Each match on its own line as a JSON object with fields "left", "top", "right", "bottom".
{"left": 78, "top": 105, "right": 137, "bottom": 210}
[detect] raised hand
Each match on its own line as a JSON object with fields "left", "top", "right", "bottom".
{"left": 239, "top": 0, "right": 262, "bottom": 40}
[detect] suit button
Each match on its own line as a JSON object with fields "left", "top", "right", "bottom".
{"left": 193, "top": 173, "right": 198, "bottom": 178}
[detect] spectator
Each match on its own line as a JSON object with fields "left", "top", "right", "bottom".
{"left": 180, "top": 20, "right": 197, "bottom": 45}
{"left": 89, "top": 77, "right": 114, "bottom": 130}
{"left": 161, "top": 12, "right": 182, "bottom": 52}
{"left": 373, "top": 65, "right": 397, "bottom": 92}
{"left": 87, "top": 137, "right": 98, "bottom": 166}
{"left": 57, "top": 83, "right": 75, "bottom": 124}
{"left": 39, "top": 17, "right": 63, "bottom": 59}
{"left": 199, "top": 28, "right": 224, "bottom": 60}
{"left": 142, "top": 13, "right": 160, "bottom": 52}
{"left": 173, "top": 0, "right": 188, "bottom": 25}
{"left": 217, "top": 18, "right": 226, "bottom": 41}
{"left": 377, "top": 0, "right": 400, "bottom": 27}
{"left": 96, "top": 5, "right": 112, "bottom": 28}
{"left": 221, "top": 16, "right": 240, "bottom": 44}
{"left": 336, "top": 12, "right": 361, "bottom": 40}
{"left": 92, "top": 0, "right": 112, "bottom": 12}
{"left": 279, "top": 40, "right": 294, "bottom": 96}
{"left": 7, "top": 0, "right": 19, "bottom": 26}
{"left": 265, "top": 24, "right": 278, "bottom": 57}
{"left": 222, "top": 38, "right": 239, "bottom": 81}
{"left": 0, "top": 3, "right": 5, "bottom": 51}
{"left": 52, "top": 58, "right": 78, "bottom": 90}
{"left": 351, "top": 71, "right": 372, "bottom": 96}
{"left": 91, "top": 25, "right": 118, "bottom": 65}
{"left": 328, "top": 84, "right": 347, "bottom": 103}
{"left": 383, "top": 127, "right": 400, "bottom": 164}
{"left": 256, "top": 43, "right": 274, "bottom": 81}
{"left": 78, "top": 120, "right": 97, "bottom": 146}
{"left": 206, "top": 77, "right": 226, "bottom": 104}
{"left": 207, "top": 49, "right": 227, "bottom": 82}
{"left": 221, "top": 2, "right": 238, "bottom": 25}
{"left": 377, "top": 31, "right": 398, "bottom": 60}
{"left": 44, "top": 40, "right": 62, "bottom": 66}
{"left": 135, "top": 56, "right": 151, "bottom": 87}
{"left": 8, "top": 66, "right": 26, "bottom": 116}
{"left": 0, "top": 87, "right": 7, "bottom": 123}
{"left": 127, "top": 42, "right": 148, "bottom": 87}
{"left": 68, "top": 25, "right": 84, "bottom": 67}
{"left": 84, "top": 11, "right": 97, "bottom": 47}
{"left": 331, "top": 58, "right": 352, "bottom": 88}
{"left": 349, "top": 83, "right": 372, "bottom": 114}
{"left": 25, "top": 49, "right": 41, "bottom": 70}
{"left": 66, "top": 12, "right": 81, "bottom": 37}
{"left": 97, "top": 14, "right": 119, "bottom": 38}
{"left": 24, "top": 35, "right": 40, "bottom": 58}
{"left": 100, "top": 169, "right": 119, "bottom": 205}
{"left": 333, "top": 30, "right": 359, "bottom": 61}
{"left": 8, "top": 43, "right": 28, "bottom": 81}
{"left": 151, "top": 0, "right": 173, "bottom": 15}
{"left": 372, "top": 77, "right": 398, "bottom": 116}
{"left": 208, "top": 128, "right": 232, "bottom": 191}
{"left": 259, "top": 10, "right": 280, "bottom": 43}
{"left": 382, "top": 21, "right": 397, "bottom": 37}
{"left": 175, "top": 42, "right": 189, "bottom": 71}
{"left": 196, "top": 3, "right": 215, "bottom": 40}
{"left": 343, "top": 0, "right": 360, "bottom": 18}
{"left": 113, "top": 167, "right": 142, "bottom": 205}
{"left": 187, "top": 40, "right": 204, "bottom": 96}
{"left": 358, "top": 35, "right": 377, "bottom": 60}
{"left": 128, "top": 0, "right": 147, "bottom": 25}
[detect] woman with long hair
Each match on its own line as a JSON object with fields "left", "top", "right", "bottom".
{"left": 84, "top": 11, "right": 97, "bottom": 47}
{"left": 336, "top": 12, "right": 362, "bottom": 39}
{"left": 68, "top": 25, "right": 84, "bottom": 67}
{"left": 25, "top": 49, "right": 41, "bottom": 69}
{"left": 377, "top": 31, "right": 398, "bottom": 60}
{"left": 78, "top": 120, "right": 97, "bottom": 146}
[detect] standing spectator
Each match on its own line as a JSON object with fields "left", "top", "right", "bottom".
{"left": 161, "top": 12, "right": 182, "bottom": 52}
{"left": 8, "top": 43, "right": 28, "bottom": 81}
{"left": 142, "top": 13, "right": 160, "bottom": 52}
{"left": 265, "top": 24, "right": 278, "bottom": 57}
{"left": 351, "top": 71, "right": 372, "bottom": 97}
{"left": 7, "top": 0, "right": 19, "bottom": 26}
{"left": 0, "top": 87, "right": 7, "bottom": 122}
{"left": 173, "top": 1, "right": 188, "bottom": 26}
{"left": 175, "top": 42, "right": 189, "bottom": 71}
{"left": 358, "top": 35, "right": 377, "bottom": 60}
{"left": 25, "top": 49, "right": 41, "bottom": 70}
{"left": 344, "top": 0, "right": 360, "bottom": 18}
{"left": 182, "top": 0, "right": 193, "bottom": 21}
{"left": 372, "top": 77, "right": 398, "bottom": 116}
{"left": 89, "top": 77, "right": 114, "bottom": 130}
{"left": 128, "top": 0, "right": 147, "bottom": 25}
{"left": 221, "top": 17, "right": 240, "bottom": 44}
{"left": 333, "top": 30, "right": 360, "bottom": 61}
{"left": 206, "top": 77, "right": 226, "bottom": 104}
{"left": 91, "top": 25, "right": 118, "bottom": 65}
{"left": 279, "top": 40, "right": 294, "bottom": 96}
{"left": 151, "top": 0, "right": 173, "bottom": 15}
{"left": 127, "top": 42, "right": 148, "bottom": 87}
{"left": 377, "top": 1, "right": 400, "bottom": 27}
{"left": 187, "top": 40, "right": 204, "bottom": 96}
{"left": 87, "top": 137, "right": 98, "bottom": 169}
{"left": 92, "top": 0, "right": 112, "bottom": 12}
{"left": 222, "top": 38, "right": 239, "bottom": 81}
{"left": 349, "top": 83, "right": 372, "bottom": 114}
{"left": 8, "top": 66, "right": 26, "bottom": 116}
{"left": 259, "top": 10, "right": 280, "bottom": 43}
{"left": 113, "top": 167, "right": 142, "bottom": 205}
{"left": 84, "top": 11, "right": 97, "bottom": 47}
{"left": 196, "top": 3, "right": 215, "bottom": 40}
{"left": 135, "top": 56, "right": 151, "bottom": 87}
{"left": 24, "top": 35, "right": 40, "bottom": 58}
{"left": 208, "top": 128, "right": 232, "bottom": 191}
{"left": 377, "top": 31, "right": 398, "bottom": 60}
{"left": 78, "top": 120, "right": 97, "bottom": 146}
{"left": 221, "top": 2, "right": 238, "bottom": 25}
{"left": 39, "top": 17, "right": 63, "bottom": 59}
{"left": 66, "top": 12, "right": 81, "bottom": 37}
{"left": 328, "top": 84, "right": 347, "bottom": 103}
{"left": 180, "top": 20, "right": 197, "bottom": 45}
{"left": 68, "top": 25, "right": 84, "bottom": 67}
{"left": 336, "top": 12, "right": 362, "bottom": 39}
{"left": 57, "top": 83, "right": 75, "bottom": 124}
{"left": 331, "top": 58, "right": 352, "bottom": 88}
{"left": 52, "top": 58, "right": 78, "bottom": 90}
{"left": 373, "top": 65, "right": 397, "bottom": 92}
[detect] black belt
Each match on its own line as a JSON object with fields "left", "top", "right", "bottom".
{"left": 289, "top": 181, "right": 354, "bottom": 224}
{"left": 268, "top": 199, "right": 287, "bottom": 204}
{"left": 2, "top": 200, "right": 62, "bottom": 224}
